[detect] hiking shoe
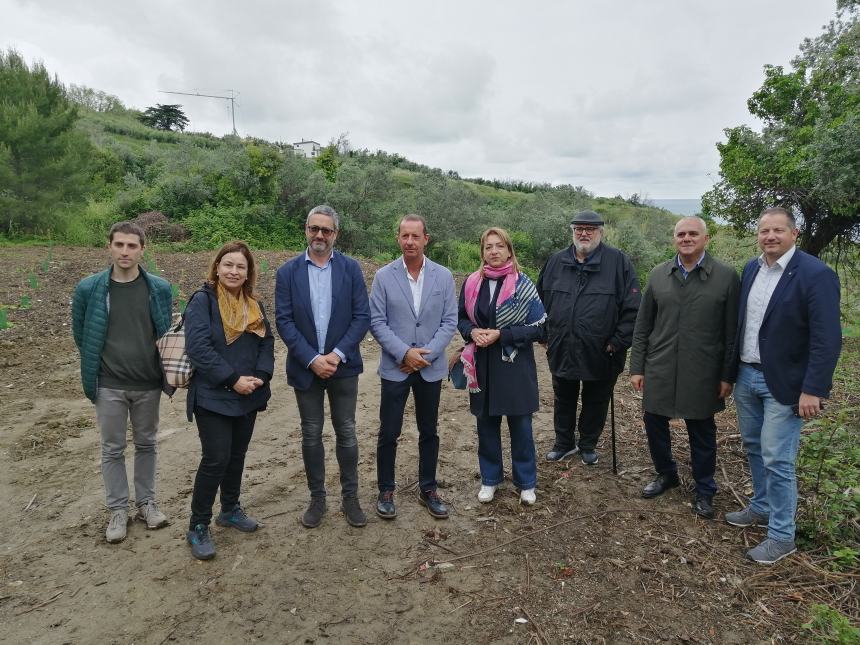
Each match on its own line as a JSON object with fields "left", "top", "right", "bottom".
{"left": 186, "top": 524, "right": 216, "bottom": 560}
{"left": 693, "top": 494, "right": 715, "bottom": 519}
{"left": 746, "top": 538, "right": 796, "bottom": 565}
{"left": 105, "top": 509, "right": 128, "bottom": 544}
{"left": 216, "top": 506, "right": 259, "bottom": 532}
{"left": 301, "top": 498, "right": 327, "bottom": 528}
{"left": 136, "top": 500, "right": 168, "bottom": 529}
{"left": 545, "top": 447, "right": 578, "bottom": 462}
{"left": 418, "top": 489, "right": 449, "bottom": 519}
{"left": 376, "top": 490, "right": 396, "bottom": 519}
{"left": 342, "top": 497, "right": 367, "bottom": 527}
{"left": 725, "top": 506, "right": 770, "bottom": 528}
{"left": 580, "top": 449, "right": 599, "bottom": 466}
{"left": 520, "top": 488, "right": 537, "bottom": 505}
{"left": 478, "top": 484, "right": 497, "bottom": 503}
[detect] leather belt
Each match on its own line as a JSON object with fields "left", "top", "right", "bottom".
{"left": 744, "top": 362, "right": 763, "bottom": 371}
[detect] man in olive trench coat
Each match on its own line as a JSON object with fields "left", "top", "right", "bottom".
{"left": 630, "top": 217, "right": 740, "bottom": 519}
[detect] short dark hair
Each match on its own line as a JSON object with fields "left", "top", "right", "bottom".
{"left": 207, "top": 240, "right": 258, "bottom": 299}
{"left": 108, "top": 221, "right": 146, "bottom": 246}
{"left": 398, "top": 214, "right": 427, "bottom": 235}
{"left": 758, "top": 206, "right": 796, "bottom": 229}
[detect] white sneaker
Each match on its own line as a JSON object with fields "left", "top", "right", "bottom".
{"left": 478, "top": 485, "right": 497, "bottom": 503}
{"left": 136, "top": 500, "right": 168, "bottom": 529}
{"left": 106, "top": 509, "right": 129, "bottom": 543}
{"left": 520, "top": 488, "right": 536, "bottom": 505}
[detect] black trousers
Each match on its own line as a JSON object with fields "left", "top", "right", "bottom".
{"left": 190, "top": 407, "right": 256, "bottom": 529}
{"left": 551, "top": 375, "right": 617, "bottom": 451}
{"left": 643, "top": 411, "right": 717, "bottom": 497}
{"left": 376, "top": 373, "right": 441, "bottom": 493}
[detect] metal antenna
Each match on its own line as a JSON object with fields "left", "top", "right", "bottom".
{"left": 159, "top": 89, "right": 239, "bottom": 135}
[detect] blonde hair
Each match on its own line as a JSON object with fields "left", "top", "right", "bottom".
{"left": 479, "top": 227, "right": 520, "bottom": 276}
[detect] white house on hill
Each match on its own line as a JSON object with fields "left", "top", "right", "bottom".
{"left": 293, "top": 140, "right": 321, "bottom": 158}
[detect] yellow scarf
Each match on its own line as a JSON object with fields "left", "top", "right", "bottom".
{"left": 216, "top": 282, "right": 265, "bottom": 345}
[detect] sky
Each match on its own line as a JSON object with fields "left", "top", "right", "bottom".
{"left": 2, "top": 0, "right": 840, "bottom": 198}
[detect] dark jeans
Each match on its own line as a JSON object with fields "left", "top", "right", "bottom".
{"left": 294, "top": 375, "right": 359, "bottom": 498}
{"left": 551, "top": 375, "right": 616, "bottom": 451}
{"left": 476, "top": 413, "right": 537, "bottom": 489}
{"left": 377, "top": 373, "right": 441, "bottom": 493}
{"left": 643, "top": 411, "right": 717, "bottom": 497}
{"left": 190, "top": 407, "right": 256, "bottom": 529}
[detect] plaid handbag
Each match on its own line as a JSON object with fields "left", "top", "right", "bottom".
{"left": 157, "top": 316, "right": 193, "bottom": 388}
{"left": 156, "top": 289, "right": 207, "bottom": 389}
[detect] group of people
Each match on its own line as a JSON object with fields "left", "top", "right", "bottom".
{"left": 72, "top": 204, "right": 841, "bottom": 566}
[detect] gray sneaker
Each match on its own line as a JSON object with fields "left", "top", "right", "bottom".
{"left": 106, "top": 509, "right": 129, "bottom": 543}
{"left": 545, "top": 447, "right": 578, "bottom": 462}
{"left": 725, "top": 506, "right": 769, "bottom": 528}
{"left": 746, "top": 538, "right": 797, "bottom": 564}
{"left": 136, "top": 500, "right": 168, "bottom": 529}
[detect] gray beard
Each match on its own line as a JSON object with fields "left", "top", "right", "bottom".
{"left": 574, "top": 239, "right": 599, "bottom": 256}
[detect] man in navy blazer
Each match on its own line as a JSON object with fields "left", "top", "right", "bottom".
{"left": 275, "top": 205, "right": 371, "bottom": 529}
{"left": 728, "top": 207, "right": 841, "bottom": 564}
{"left": 369, "top": 215, "right": 458, "bottom": 520}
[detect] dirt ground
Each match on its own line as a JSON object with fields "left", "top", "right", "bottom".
{"left": 0, "top": 246, "right": 825, "bottom": 644}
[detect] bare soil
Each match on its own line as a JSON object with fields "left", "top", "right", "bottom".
{"left": 0, "top": 246, "right": 823, "bottom": 644}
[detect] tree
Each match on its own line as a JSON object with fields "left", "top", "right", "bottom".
{"left": 703, "top": 3, "right": 860, "bottom": 256}
{"left": 138, "top": 104, "right": 190, "bottom": 131}
{"left": 65, "top": 84, "right": 124, "bottom": 112}
{"left": 0, "top": 49, "right": 93, "bottom": 234}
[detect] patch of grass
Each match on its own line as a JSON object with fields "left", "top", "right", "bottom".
{"left": 802, "top": 603, "right": 860, "bottom": 643}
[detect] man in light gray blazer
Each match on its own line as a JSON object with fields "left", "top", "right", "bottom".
{"left": 369, "top": 214, "right": 458, "bottom": 520}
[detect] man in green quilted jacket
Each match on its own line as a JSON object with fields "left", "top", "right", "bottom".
{"left": 72, "top": 221, "right": 173, "bottom": 543}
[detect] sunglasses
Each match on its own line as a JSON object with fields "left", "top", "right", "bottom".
{"left": 307, "top": 225, "right": 336, "bottom": 236}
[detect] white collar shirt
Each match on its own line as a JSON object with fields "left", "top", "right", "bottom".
{"left": 740, "top": 245, "right": 796, "bottom": 364}
{"left": 403, "top": 256, "right": 426, "bottom": 315}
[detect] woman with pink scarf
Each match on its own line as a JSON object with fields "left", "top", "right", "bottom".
{"left": 457, "top": 228, "right": 546, "bottom": 505}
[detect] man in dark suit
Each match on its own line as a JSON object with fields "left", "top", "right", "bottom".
{"left": 728, "top": 207, "right": 841, "bottom": 564}
{"left": 275, "top": 205, "right": 371, "bottom": 529}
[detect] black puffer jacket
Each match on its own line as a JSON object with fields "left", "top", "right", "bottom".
{"left": 537, "top": 243, "right": 640, "bottom": 380}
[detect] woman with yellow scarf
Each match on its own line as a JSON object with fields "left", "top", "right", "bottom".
{"left": 184, "top": 241, "right": 274, "bottom": 560}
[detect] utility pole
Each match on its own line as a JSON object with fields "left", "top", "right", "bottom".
{"left": 159, "top": 89, "right": 239, "bottom": 135}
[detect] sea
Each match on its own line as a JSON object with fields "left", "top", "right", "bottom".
{"left": 647, "top": 199, "right": 702, "bottom": 216}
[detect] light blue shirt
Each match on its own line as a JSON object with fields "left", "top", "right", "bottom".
{"left": 676, "top": 252, "right": 706, "bottom": 279}
{"left": 305, "top": 251, "right": 345, "bottom": 367}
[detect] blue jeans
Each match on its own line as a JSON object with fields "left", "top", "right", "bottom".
{"left": 734, "top": 364, "right": 804, "bottom": 542}
{"left": 476, "top": 414, "right": 537, "bottom": 490}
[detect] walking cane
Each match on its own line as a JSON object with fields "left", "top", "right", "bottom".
{"left": 609, "top": 350, "right": 618, "bottom": 475}
{"left": 610, "top": 387, "right": 618, "bottom": 475}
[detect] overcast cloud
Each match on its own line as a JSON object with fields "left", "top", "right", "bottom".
{"left": 2, "top": 0, "right": 839, "bottom": 198}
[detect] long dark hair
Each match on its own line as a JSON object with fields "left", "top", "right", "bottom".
{"left": 206, "top": 240, "right": 257, "bottom": 299}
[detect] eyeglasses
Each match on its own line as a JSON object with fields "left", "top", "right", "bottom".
{"left": 572, "top": 226, "right": 599, "bottom": 234}
{"left": 307, "top": 225, "right": 336, "bottom": 236}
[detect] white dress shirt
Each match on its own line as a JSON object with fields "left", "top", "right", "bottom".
{"left": 403, "top": 256, "right": 426, "bottom": 315}
{"left": 740, "top": 245, "right": 796, "bottom": 364}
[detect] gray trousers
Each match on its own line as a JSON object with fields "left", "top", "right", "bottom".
{"left": 95, "top": 387, "right": 161, "bottom": 510}
{"left": 294, "top": 375, "right": 360, "bottom": 498}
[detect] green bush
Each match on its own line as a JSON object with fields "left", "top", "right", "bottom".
{"left": 63, "top": 199, "right": 118, "bottom": 246}
{"left": 802, "top": 604, "right": 860, "bottom": 643}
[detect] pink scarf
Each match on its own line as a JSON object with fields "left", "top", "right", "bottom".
{"left": 460, "top": 261, "right": 516, "bottom": 392}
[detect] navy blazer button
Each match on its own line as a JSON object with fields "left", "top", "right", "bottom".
{"left": 411, "top": 342, "right": 417, "bottom": 346}
{"left": 416, "top": 322, "right": 421, "bottom": 327}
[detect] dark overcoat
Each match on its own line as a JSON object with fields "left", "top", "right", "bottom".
{"left": 630, "top": 253, "right": 740, "bottom": 419}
